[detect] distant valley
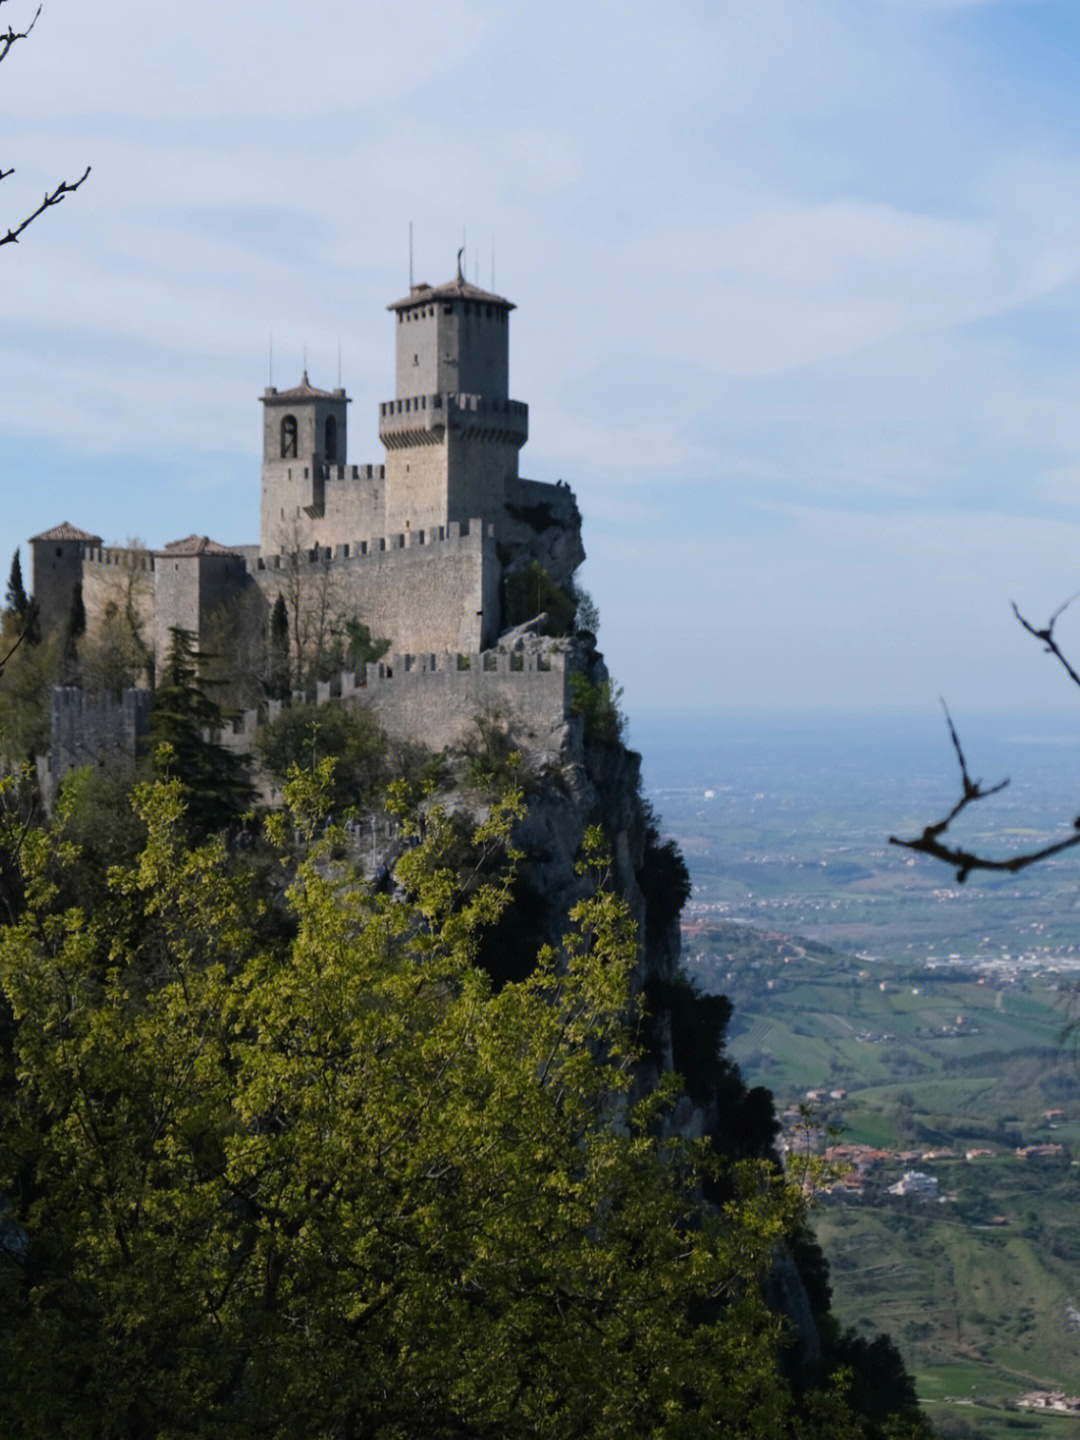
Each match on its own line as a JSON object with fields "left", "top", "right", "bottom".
{"left": 637, "top": 712, "right": 1080, "bottom": 1438}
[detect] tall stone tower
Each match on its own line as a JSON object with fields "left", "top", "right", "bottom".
{"left": 379, "top": 260, "right": 528, "bottom": 535}
{"left": 260, "top": 374, "right": 350, "bottom": 553}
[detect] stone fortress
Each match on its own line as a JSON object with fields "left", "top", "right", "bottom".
{"left": 31, "top": 258, "right": 589, "bottom": 777}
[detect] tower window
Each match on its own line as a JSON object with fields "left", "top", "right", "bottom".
{"left": 281, "top": 414, "right": 298, "bottom": 458}
{"left": 325, "top": 414, "right": 338, "bottom": 461}
{"left": 413, "top": 353, "right": 419, "bottom": 366}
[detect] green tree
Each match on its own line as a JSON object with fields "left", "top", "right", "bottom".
{"left": 148, "top": 626, "right": 251, "bottom": 837}
{"left": 0, "top": 772, "right": 920, "bottom": 1439}
{"left": 504, "top": 561, "right": 574, "bottom": 635}
{"left": 4, "top": 548, "right": 27, "bottom": 623}
{"left": 342, "top": 614, "right": 390, "bottom": 670}
{"left": 0, "top": 624, "right": 58, "bottom": 758}
{"left": 568, "top": 669, "right": 625, "bottom": 744}
{"left": 3, "top": 548, "right": 37, "bottom": 646}
{"left": 269, "top": 591, "right": 291, "bottom": 698}
{"left": 256, "top": 701, "right": 387, "bottom": 810}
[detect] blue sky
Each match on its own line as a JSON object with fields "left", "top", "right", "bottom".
{"left": 3, "top": 0, "right": 1080, "bottom": 717}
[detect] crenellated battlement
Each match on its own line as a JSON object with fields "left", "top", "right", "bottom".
{"left": 38, "top": 686, "right": 153, "bottom": 807}
{"left": 41, "top": 643, "right": 575, "bottom": 804}
{"left": 322, "top": 462, "right": 385, "bottom": 482}
{"left": 214, "top": 644, "right": 572, "bottom": 758}
{"left": 246, "top": 516, "right": 492, "bottom": 577}
{"left": 378, "top": 392, "right": 527, "bottom": 450}
{"left": 83, "top": 544, "right": 156, "bottom": 572}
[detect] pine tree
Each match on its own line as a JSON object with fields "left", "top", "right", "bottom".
{"left": 149, "top": 627, "right": 252, "bottom": 837}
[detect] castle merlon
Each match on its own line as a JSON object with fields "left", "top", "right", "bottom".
{"left": 377, "top": 393, "right": 528, "bottom": 449}
{"left": 246, "top": 517, "right": 493, "bottom": 572}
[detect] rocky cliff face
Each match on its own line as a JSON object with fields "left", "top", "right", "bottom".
{"left": 465, "top": 632, "right": 823, "bottom": 1367}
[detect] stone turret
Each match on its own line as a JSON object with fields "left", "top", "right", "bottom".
{"left": 29, "top": 523, "right": 101, "bottom": 633}
{"left": 260, "top": 373, "right": 350, "bottom": 553}
{"left": 380, "top": 262, "right": 528, "bottom": 536}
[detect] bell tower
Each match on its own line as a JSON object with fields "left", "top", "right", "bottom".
{"left": 260, "top": 374, "right": 350, "bottom": 553}
{"left": 379, "top": 258, "right": 528, "bottom": 535}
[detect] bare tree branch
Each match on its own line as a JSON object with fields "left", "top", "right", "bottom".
{"left": 1, "top": 167, "right": 90, "bottom": 245}
{"left": 0, "top": 601, "right": 37, "bottom": 679}
{"left": 1, "top": 3, "right": 89, "bottom": 245}
{"left": 0, "top": 1, "right": 40, "bottom": 66}
{"left": 1012, "top": 595, "right": 1080, "bottom": 692}
{"left": 892, "top": 604, "right": 1080, "bottom": 881}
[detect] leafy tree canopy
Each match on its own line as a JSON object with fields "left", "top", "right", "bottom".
{"left": 0, "top": 767, "right": 927, "bottom": 1439}
{"left": 256, "top": 701, "right": 388, "bottom": 811}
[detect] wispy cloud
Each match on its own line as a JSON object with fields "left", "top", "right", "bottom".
{"left": 2, "top": 0, "right": 1079, "bottom": 713}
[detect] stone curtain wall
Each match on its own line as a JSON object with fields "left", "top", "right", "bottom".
{"left": 44, "top": 649, "right": 572, "bottom": 803}
{"left": 81, "top": 546, "right": 156, "bottom": 654}
{"left": 350, "top": 648, "right": 569, "bottom": 753}
{"left": 215, "top": 649, "right": 571, "bottom": 757}
{"left": 249, "top": 520, "right": 501, "bottom": 655}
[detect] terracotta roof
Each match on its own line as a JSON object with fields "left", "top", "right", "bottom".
{"left": 29, "top": 522, "right": 101, "bottom": 543}
{"left": 388, "top": 277, "right": 514, "bottom": 313}
{"left": 159, "top": 535, "right": 238, "bottom": 558}
{"left": 262, "top": 370, "right": 345, "bottom": 402}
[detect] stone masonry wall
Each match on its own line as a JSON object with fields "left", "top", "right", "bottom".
{"left": 248, "top": 519, "right": 501, "bottom": 655}
{"left": 349, "top": 647, "right": 569, "bottom": 753}
{"left": 38, "top": 686, "right": 152, "bottom": 808}
{"left": 213, "top": 648, "right": 570, "bottom": 762}
{"left": 81, "top": 547, "right": 156, "bottom": 653}
{"left": 261, "top": 461, "right": 386, "bottom": 556}
{"left": 41, "top": 647, "right": 572, "bottom": 806}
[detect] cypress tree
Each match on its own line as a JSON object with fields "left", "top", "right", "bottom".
{"left": 268, "top": 593, "right": 290, "bottom": 700}
{"left": 5, "top": 549, "right": 27, "bottom": 623}
{"left": 4, "top": 550, "right": 40, "bottom": 646}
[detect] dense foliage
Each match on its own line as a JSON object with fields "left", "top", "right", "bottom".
{"left": 0, "top": 762, "right": 929, "bottom": 1439}
{"left": 255, "top": 701, "right": 388, "bottom": 810}
{"left": 149, "top": 626, "right": 252, "bottom": 837}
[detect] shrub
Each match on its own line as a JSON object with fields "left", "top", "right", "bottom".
{"left": 568, "top": 671, "right": 625, "bottom": 744}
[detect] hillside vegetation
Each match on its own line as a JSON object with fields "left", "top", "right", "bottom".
{"left": 687, "top": 918, "right": 1080, "bottom": 1435}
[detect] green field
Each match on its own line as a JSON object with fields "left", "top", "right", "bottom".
{"left": 685, "top": 921, "right": 1080, "bottom": 1421}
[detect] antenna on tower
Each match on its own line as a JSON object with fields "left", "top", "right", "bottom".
{"left": 302, "top": 344, "right": 308, "bottom": 383}
{"left": 409, "top": 221, "right": 414, "bottom": 287}
{"left": 268, "top": 333, "right": 273, "bottom": 387}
